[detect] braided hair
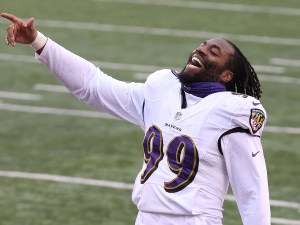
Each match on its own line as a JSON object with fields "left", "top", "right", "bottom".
{"left": 223, "top": 39, "right": 262, "bottom": 99}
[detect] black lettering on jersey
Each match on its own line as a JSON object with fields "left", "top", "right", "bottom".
{"left": 165, "top": 123, "right": 182, "bottom": 132}
{"left": 250, "top": 108, "right": 265, "bottom": 133}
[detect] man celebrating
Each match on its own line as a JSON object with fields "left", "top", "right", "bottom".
{"left": 1, "top": 13, "right": 270, "bottom": 224}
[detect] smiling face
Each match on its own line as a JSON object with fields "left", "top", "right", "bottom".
{"left": 178, "top": 38, "right": 235, "bottom": 84}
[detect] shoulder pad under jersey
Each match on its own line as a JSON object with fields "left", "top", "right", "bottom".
{"left": 144, "top": 69, "right": 180, "bottom": 102}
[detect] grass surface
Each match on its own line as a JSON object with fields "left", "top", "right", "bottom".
{"left": 0, "top": 0, "right": 299, "bottom": 224}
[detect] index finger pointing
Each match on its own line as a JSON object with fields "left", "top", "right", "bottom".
{"left": 0, "top": 13, "right": 22, "bottom": 23}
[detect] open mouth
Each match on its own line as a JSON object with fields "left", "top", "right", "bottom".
{"left": 190, "top": 56, "right": 204, "bottom": 69}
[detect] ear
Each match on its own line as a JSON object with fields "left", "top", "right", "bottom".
{"left": 219, "top": 70, "right": 233, "bottom": 83}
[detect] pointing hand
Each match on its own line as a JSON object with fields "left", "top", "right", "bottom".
{"left": 1, "top": 13, "right": 37, "bottom": 47}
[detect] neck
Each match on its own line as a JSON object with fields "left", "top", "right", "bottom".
{"left": 181, "top": 82, "right": 226, "bottom": 98}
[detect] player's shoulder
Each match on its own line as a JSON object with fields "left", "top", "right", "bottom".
{"left": 214, "top": 92, "right": 267, "bottom": 135}
{"left": 145, "top": 69, "right": 178, "bottom": 85}
{"left": 233, "top": 92, "right": 265, "bottom": 116}
{"left": 214, "top": 92, "right": 265, "bottom": 111}
{"left": 215, "top": 91, "right": 255, "bottom": 101}
{"left": 144, "top": 69, "right": 180, "bottom": 102}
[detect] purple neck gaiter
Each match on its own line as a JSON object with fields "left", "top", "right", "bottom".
{"left": 181, "top": 82, "right": 226, "bottom": 98}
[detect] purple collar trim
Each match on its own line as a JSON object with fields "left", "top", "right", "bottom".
{"left": 181, "top": 82, "right": 226, "bottom": 98}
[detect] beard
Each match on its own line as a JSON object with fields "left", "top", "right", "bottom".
{"left": 178, "top": 59, "right": 226, "bottom": 84}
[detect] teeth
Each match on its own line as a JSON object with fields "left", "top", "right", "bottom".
{"left": 192, "top": 57, "right": 203, "bottom": 67}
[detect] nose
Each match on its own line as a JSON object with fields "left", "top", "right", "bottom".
{"left": 195, "top": 45, "right": 207, "bottom": 56}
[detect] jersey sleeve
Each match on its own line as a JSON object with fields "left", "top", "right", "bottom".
{"left": 35, "top": 38, "right": 145, "bottom": 127}
{"left": 221, "top": 132, "right": 271, "bottom": 225}
{"left": 232, "top": 97, "right": 267, "bottom": 137}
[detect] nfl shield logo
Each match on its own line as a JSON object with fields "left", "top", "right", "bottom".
{"left": 250, "top": 109, "right": 265, "bottom": 133}
{"left": 175, "top": 112, "right": 182, "bottom": 120}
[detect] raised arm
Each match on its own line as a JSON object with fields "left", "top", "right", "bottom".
{"left": 1, "top": 13, "right": 145, "bottom": 127}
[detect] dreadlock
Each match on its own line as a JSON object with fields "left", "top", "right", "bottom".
{"left": 223, "top": 39, "right": 262, "bottom": 99}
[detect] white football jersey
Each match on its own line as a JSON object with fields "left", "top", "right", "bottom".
{"left": 132, "top": 69, "right": 268, "bottom": 221}
{"left": 36, "top": 38, "right": 270, "bottom": 225}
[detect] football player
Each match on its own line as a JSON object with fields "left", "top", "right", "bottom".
{"left": 1, "top": 13, "right": 270, "bottom": 225}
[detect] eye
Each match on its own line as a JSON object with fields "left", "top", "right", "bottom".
{"left": 211, "top": 50, "right": 218, "bottom": 56}
{"left": 210, "top": 45, "right": 221, "bottom": 56}
{"left": 211, "top": 47, "right": 221, "bottom": 56}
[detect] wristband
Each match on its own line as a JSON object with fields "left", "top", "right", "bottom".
{"left": 30, "top": 31, "right": 47, "bottom": 51}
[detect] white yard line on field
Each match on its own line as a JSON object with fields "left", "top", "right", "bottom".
{"left": 0, "top": 170, "right": 133, "bottom": 190}
{"left": 33, "top": 84, "right": 69, "bottom": 93}
{"left": 271, "top": 218, "right": 300, "bottom": 225}
{"left": 1, "top": 19, "right": 300, "bottom": 46}
{"left": 0, "top": 170, "right": 299, "bottom": 224}
{"left": 259, "top": 74, "right": 300, "bottom": 85}
{"left": 225, "top": 194, "right": 300, "bottom": 211}
{"left": 34, "top": 20, "right": 300, "bottom": 46}
{"left": 133, "top": 72, "right": 300, "bottom": 85}
{"left": 0, "top": 53, "right": 160, "bottom": 73}
{"left": 0, "top": 91, "right": 42, "bottom": 101}
{"left": 91, "top": 0, "right": 300, "bottom": 16}
{"left": 0, "top": 101, "right": 299, "bottom": 135}
{"left": 271, "top": 58, "right": 300, "bottom": 67}
{"left": 253, "top": 65, "right": 285, "bottom": 74}
{"left": 0, "top": 101, "right": 116, "bottom": 120}
{"left": 264, "top": 126, "right": 300, "bottom": 135}
{"left": 0, "top": 53, "right": 286, "bottom": 75}
{"left": 0, "top": 53, "right": 37, "bottom": 64}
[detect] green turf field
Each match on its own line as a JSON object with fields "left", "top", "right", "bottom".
{"left": 0, "top": 0, "right": 299, "bottom": 224}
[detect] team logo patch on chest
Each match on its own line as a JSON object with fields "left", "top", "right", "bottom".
{"left": 250, "top": 108, "right": 265, "bottom": 133}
